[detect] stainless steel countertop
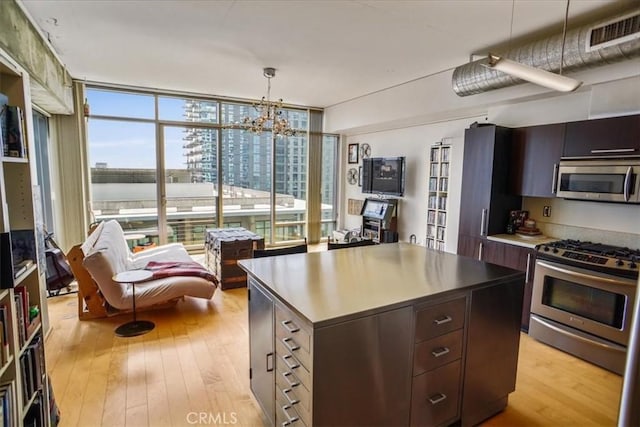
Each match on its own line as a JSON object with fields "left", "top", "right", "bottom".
{"left": 239, "top": 243, "right": 523, "bottom": 327}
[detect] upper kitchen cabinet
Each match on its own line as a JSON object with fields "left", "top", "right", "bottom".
{"left": 563, "top": 114, "right": 640, "bottom": 159}
{"left": 458, "top": 125, "right": 522, "bottom": 255}
{"left": 511, "top": 123, "right": 565, "bottom": 197}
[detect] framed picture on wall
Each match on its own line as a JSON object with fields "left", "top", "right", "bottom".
{"left": 358, "top": 166, "right": 362, "bottom": 187}
{"left": 348, "top": 143, "right": 359, "bottom": 164}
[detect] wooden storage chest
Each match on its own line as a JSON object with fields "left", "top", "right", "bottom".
{"left": 204, "top": 228, "right": 264, "bottom": 290}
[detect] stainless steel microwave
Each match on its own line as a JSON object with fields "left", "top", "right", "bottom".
{"left": 556, "top": 160, "right": 640, "bottom": 203}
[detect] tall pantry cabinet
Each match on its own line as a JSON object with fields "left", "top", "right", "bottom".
{"left": 0, "top": 53, "right": 55, "bottom": 426}
{"left": 457, "top": 125, "right": 522, "bottom": 260}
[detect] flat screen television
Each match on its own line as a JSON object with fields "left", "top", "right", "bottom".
{"left": 362, "top": 157, "right": 406, "bottom": 197}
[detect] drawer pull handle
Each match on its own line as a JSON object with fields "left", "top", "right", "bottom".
{"left": 282, "top": 354, "right": 300, "bottom": 370}
{"left": 282, "top": 405, "right": 299, "bottom": 424}
{"left": 283, "top": 388, "right": 300, "bottom": 405}
{"left": 282, "top": 371, "right": 300, "bottom": 388}
{"left": 431, "top": 347, "right": 450, "bottom": 358}
{"left": 428, "top": 393, "right": 447, "bottom": 405}
{"left": 282, "top": 320, "right": 300, "bottom": 333}
{"left": 433, "top": 315, "right": 452, "bottom": 325}
{"left": 283, "top": 337, "right": 300, "bottom": 352}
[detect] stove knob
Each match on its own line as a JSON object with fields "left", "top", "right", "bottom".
{"left": 616, "top": 259, "right": 624, "bottom": 266}
{"left": 552, "top": 248, "right": 559, "bottom": 254}
{"left": 630, "top": 262, "right": 637, "bottom": 269}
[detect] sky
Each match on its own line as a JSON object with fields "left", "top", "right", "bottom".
{"left": 86, "top": 89, "right": 207, "bottom": 169}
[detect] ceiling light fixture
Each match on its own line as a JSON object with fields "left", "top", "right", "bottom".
{"left": 485, "top": 54, "right": 582, "bottom": 92}
{"left": 242, "top": 67, "right": 294, "bottom": 137}
{"left": 483, "top": 0, "right": 582, "bottom": 93}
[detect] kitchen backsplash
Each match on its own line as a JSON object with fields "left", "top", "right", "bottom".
{"left": 523, "top": 197, "right": 640, "bottom": 248}
{"left": 533, "top": 222, "right": 639, "bottom": 249}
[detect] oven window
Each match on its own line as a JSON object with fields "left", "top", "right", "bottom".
{"left": 542, "top": 277, "right": 626, "bottom": 328}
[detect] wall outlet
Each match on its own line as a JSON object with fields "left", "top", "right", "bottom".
{"left": 543, "top": 206, "right": 551, "bottom": 217}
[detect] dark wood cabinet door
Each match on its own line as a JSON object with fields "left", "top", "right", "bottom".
{"left": 512, "top": 124, "right": 565, "bottom": 197}
{"left": 479, "top": 240, "right": 537, "bottom": 331}
{"left": 458, "top": 126, "right": 496, "bottom": 238}
{"left": 457, "top": 234, "right": 482, "bottom": 260}
{"left": 563, "top": 114, "right": 640, "bottom": 158}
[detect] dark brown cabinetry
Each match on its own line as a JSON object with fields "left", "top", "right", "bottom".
{"left": 458, "top": 125, "right": 521, "bottom": 258}
{"left": 463, "top": 279, "right": 524, "bottom": 425}
{"left": 563, "top": 114, "right": 640, "bottom": 158}
{"left": 482, "top": 240, "right": 536, "bottom": 331}
{"left": 511, "top": 123, "right": 565, "bottom": 197}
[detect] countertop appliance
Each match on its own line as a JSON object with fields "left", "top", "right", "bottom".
{"left": 529, "top": 239, "right": 638, "bottom": 374}
{"left": 556, "top": 160, "right": 640, "bottom": 203}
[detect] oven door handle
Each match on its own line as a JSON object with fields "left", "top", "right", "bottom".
{"left": 623, "top": 166, "right": 632, "bottom": 202}
{"left": 536, "top": 260, "right": 633, "bottom": 286}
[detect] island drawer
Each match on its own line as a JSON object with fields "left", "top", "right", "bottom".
{"left": 276, "top": 385, "right": 308, "bottom": 427}
{"left": 275, "top": 304, "right": 312, "bottom": 340}
{"left": 276, "top": 358, "right": 312, "bottom": 416}
{"left": 413, "top": 329, "right": 463, "bottom": 376}
{"left": 410, "top": 360, "right": 461, "bottom": 427}
{"left": 275, "top": 304, "right": 312, "bottom": 370}
{"left": 276, "top": 377, "right": 312, "bottom": 426}
{"left": 276, "top": 341, "right": 312, "bottom": 391}
{"left": 415, "top": 297, "right": 466, "bottom": 342}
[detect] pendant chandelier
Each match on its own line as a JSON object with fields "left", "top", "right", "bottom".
{"left": 243, "top": 67, "right": 295, "bottom": 137}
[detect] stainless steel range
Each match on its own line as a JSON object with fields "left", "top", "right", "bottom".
{"left": 529, "top": 239, "right": 638, "bottom": 375}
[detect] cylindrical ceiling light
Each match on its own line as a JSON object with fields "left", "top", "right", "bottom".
{"left": 483, "top": 53, "right": 583, "bottom": 92}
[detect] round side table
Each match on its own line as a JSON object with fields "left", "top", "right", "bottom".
{"left": 113, "top": 269, "right": 155, "bottom": 337}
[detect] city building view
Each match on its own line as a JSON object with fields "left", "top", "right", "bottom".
{"left": 86, "top": 87, "right": 337, "bottom": 250}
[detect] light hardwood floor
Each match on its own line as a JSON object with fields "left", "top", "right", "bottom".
{"left": 45, "top": 287, "right": 623, "bottom": 427}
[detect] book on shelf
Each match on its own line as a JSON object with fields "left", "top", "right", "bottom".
{"left": 13, "top": 260, "right": 33, "bottom": 280}
{"left": 0, "top": 381, "right": 17, "bottom": 427}
{"left": 0, "top": 306, "right": 9, "bottom": 364}
{"left": 15, "top": 286, "right": 30, "bottom": 337}
{"left": 0, "top": 321, "right": 4, "bottom": 367}
{"left": 5, "top": 106, "right": 26, "bottom": 158}
{"left": 13, "top": 295, "right": 25, "bottom": 347}
{"left": 0, "top": 93, "right": 7, "bottom": 157}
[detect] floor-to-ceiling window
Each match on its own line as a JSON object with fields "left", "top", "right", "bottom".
{"left": 85, "top": 86, "right": 336, "bottom": 248}
{"left": 321, "top": 134, "right": 339, "bottom": 238}
{"left": 32, "top": 109, "right": 55, "bottom": 233}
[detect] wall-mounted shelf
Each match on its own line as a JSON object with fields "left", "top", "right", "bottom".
{"left": 426, "top": 143, "right": 450, "bottom": 251}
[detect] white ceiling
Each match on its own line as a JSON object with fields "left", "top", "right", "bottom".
{"left": 20, "top": 0, "right": 632, "bottom": 108}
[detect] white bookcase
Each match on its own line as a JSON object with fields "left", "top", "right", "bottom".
{"left": 0, "top": 51, "right": 54, "bottom": 427}
{"left": 426, "top": 143, "right": 450, "bottom": 251}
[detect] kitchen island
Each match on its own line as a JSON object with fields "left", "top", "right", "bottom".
{"left": 239, "top": 243, "right": 524, "bottom": 427}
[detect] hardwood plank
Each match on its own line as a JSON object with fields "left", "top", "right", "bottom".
{"left": 45, "top": 266, "right": 622, "bottom": 427}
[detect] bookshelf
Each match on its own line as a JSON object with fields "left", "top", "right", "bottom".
{"left": 0, "top": 52, "right": 54, "bottom": 426}
{"left": 426, "top": 143, "right": 450, "bottom": 251}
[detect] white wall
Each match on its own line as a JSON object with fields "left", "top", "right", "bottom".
{"left": 340, "top": 115, "right": 484, "bottom": 253}
{"left": 327, "top": 63, "right": 640, "bottom": 252}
